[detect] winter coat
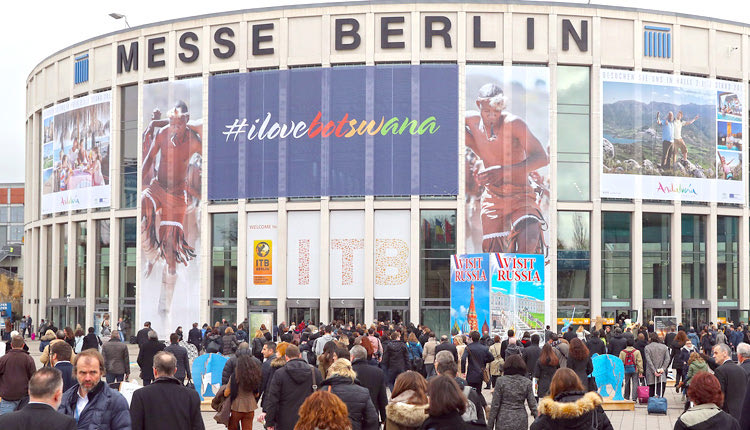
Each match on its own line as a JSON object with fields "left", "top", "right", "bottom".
{"left": 101, "top": 337, "right": 130, "bottom": 375}
{"left": 567, "top": 356, "right": 594, "bottom": 389}
{"left": 352, "top": 359, "right": 388, "bottom": 424}
{"left": 319, "top": 375, "right": 379, "bottom": 430}
{"left": 251, "top": 336, "right": 265, "bottom": 360}
{"left": 618, "top": 346, "right": 644, "bottom": 375}
{"left": 419, "top": 410, "right": 466, "bottom": 430}
{"left": 74, "top": 336, "right": 84, "bottom": 354}
{"left": 137, "top": 339, "right": 165, "bottom": 380}
{"left": 714, "top": 360, "right": 747, "bottom": 420}
{"left": 607, "top": 333, "right": 627, "bottom": 358}
{"left": 460, "top": 342, "right": 493, "bottom": 385}
{"left": 260, "top": 355, "right": 287, "bottom": 407}
{"left": 688, "top": 331, "right": 700, "bottom": 347}
{"left": 383, "top": 340, "right": 410, "bottom": 373}
{"left": 422, "top": 340, "right": 438, "bottom": 364}
{"left": 634, "top": 338, "right": 648, "bottom": 362}
{"left": 0, "top": 349, "right": 36, "bottom": 400}
{"left": 533, "top": 361, "right": 559, "bottom": 398}
{"left": 188, "top": 327, "right": 203, "bottom": 352}
{"left": 82, "top": 333, "right": 102, "bottom": 351}
{"left": 586, "top": 337, "right": 606, "bottom": 356}
{"left": 488, "top": 374, "right": 537, "bottom": 430}
{"left": 521, "top": 344, "right": 542, "bottom": 378}
{"left": 529, "top": 391, "right": 614, "bottom": 430}
{"left": 553, "top": 341, "right": 569, "bottom": 368}
{"left": 644, "top": 342, "right": 671, "bottom": 385}
{"left": 434, "top": 342, "right": 458, "bottom": 363}
{"left": 407, "top": 341, "right": 423, "bottom": 362}
{"left": 385, "top": 392, "right": 428, "bottom": 430}
{"left": 38, "top": 329, "right": 56, "bottom": 353}
{"left": 259, "top": 352, "right": 277, "bottom": 393}
{"left": 129, "top": 377, "right": 203, "bottom": 430}
{"left": 165, "top": 342, "right": 192, "bottom": 380}
{"left": 41, "top": 336, "right": 76, "bottom": 366}
{"left": 701, "top": 334, "right": 715, "bottom": 354}
{"left": 58, "top": 381, "right": 131, "bottom": 430}
{"left": 675, "top": 403, "right": 740, "bottom": 430}
{"left": 686, "top": 359, "right": 709, "bottom": 385}
{"left": 314, "top": 333, "right": 335, "bottom": 355}
{"left": 489, "top": 343, "right": 504, "bottom": 376}
{"left": 204, "top": 333, "right": 222, "bottom": 353}
{"left": 674, "top": 346, "right": 695, "bottom": 372}
{"left": 221, "top": 334, "right": 239, "bottom": 356}
{"left": 263, "top": 358, "right": 323, "bottom": 430}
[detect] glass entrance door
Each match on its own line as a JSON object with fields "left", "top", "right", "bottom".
{"left": 376, "top": 308, "right": 408, "bottom": 325}
{"left": 288, "top": 307, "right": 319, "bottom": 326}
{"left": 682, "top": 307, "right": 708, "bottom": 330}
{"left": 332, "top": 308, "right": 363, "bottom": 325}
{"left": 644, "top": 307, "right": 672, "bottom": 324}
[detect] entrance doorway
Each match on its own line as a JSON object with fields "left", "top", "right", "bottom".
{"left": 375, "top": 300, "right": 409, "bottom": 325}
{"left": 47, "top": 298, "right": 86, "bottom": 330}
{"left": 643, "top": 307, "right": 672, "bottom": 325}
{"left": 602, "top": 308, "right": 633, "bottom": 326}
{"left": 682, "top": 307, "right": 708, "bottom": 330}
{"left": 287, "top": 299, "right": 319, "bottom": 326}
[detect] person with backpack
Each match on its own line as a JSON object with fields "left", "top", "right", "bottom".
{"left": 405, "top": 333, "right": 424, "bottom": 375}
{"left": 204, "top": 328, "right": 222, "bottom": 354}
{"left": 618, "top": 338, "right": 643, "bottom": 401}
{"left": 487, "top": 355, "right": 537, "bottom": 430}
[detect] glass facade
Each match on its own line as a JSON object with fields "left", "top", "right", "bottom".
{"left": 211, "top": 214, "right": 238, "bottom": 324}
{"left": 717, "top": 216, "right": 738, "bottom": 301}
{"left": 602, "top": 212, "right": 631, "bottom": 299}
{"left": 557, "top": 211, "right": 590, "bottom": 299}
{"left": 556, "top": 66, "right": 590, "bottom": 201}
{"left": 118, "top": 218, "right": 137, "bottom": 330}
{"left": 75, "top": 222, "right": 87, "bottom": 298}
{"left": 59, "top": 225, "right": 67, "bottom": 298}
{"left": 420, "top": 210, "right": 456, "bottom": 337}
{"left": 643, "top": 213, "right": 670, "bottom": 299}
{"left": 45, "top": 226, "right": 52, "bottom": 299}
{"left": 95, "top": 220, "right": 110, "bottom": 305}
{"left": 120, "top": 85, "right": 138, "bottom": 208}
{"left": 681, "top": 215, "right": 706, "bottom": 300}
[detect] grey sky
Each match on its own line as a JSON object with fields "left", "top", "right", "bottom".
{"left": 1, "top": 0, "right": 749, "bottom": 183}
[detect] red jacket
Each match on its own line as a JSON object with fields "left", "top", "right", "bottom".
{"left": 0, "top": 349, "right": 36, "bottom": 400}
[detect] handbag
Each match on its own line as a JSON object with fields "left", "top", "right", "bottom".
{"left": 467, "top": 346, "right": 490, "bottom": 383}
{"left": 647, "top": 375, "right": 668, "bottom": 414}
{"left": 185, "top": 378, "right": 195, "bottom": 391}
{"left": 211, "top": 384, "right": 232, "bottom": 425}
{"left": 636, "top": 377, "right": 650, "bottom": 404}
{"left": 587, "top": 375, "right": 598, "bottom": 392}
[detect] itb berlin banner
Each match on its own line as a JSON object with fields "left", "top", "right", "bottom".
{"left": 450, "top": 254, "right": 490, "bottom": 336}
{"left": 374, "top": 210, "right": 410, "bottom": 299}
{"left": 208, "top": 65, "right": 458, "bottom": 199}
{"left": 139, "top": 78, "right": 203, "bottom": 336}
{"left": 41, "top": 92, "right": 112, "bottom": 214}
{"left": 247, "top": 212, "right": 278, "bottom": 298}
{"left": 330, "top": 211, "right": 365, "bottom": 299}
{"left": 601, "top": 70, "right": 745, "bottom": 203}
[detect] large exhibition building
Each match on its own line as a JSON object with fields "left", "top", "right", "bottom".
{"left": 23, "top": 1, "right": 750, "bottom": 338}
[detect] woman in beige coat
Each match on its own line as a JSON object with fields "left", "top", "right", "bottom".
{"left": 489, "top": 335, "right": 504, "bottom": 388}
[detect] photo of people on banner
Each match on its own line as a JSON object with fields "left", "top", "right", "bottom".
{"left": 601, "top": 70, "right": 745, "bottom": 203}
{"left": 140, "top": 78, "right": 203, "bottom": 336}
{"left": 464, "top": 65, "right": 550, "bottom": 258}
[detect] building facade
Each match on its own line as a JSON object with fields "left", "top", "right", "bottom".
{"left": 24, "top": 1, "right": 750, "bottom": 337}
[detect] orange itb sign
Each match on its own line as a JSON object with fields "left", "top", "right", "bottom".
{"left": 254, "top": 240, "right": 272, "bottom": 285}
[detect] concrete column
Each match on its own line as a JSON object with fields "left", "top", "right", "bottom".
{"left": 632, "top": 204, "right": 643, "bottom": 324}
{"left": 50, "top": 223, "right": 60, "bottom": 300}
{"left": 277, "top": 198, "right": 288, "bottom": 324}
{"left": 409, "top": 196, "right": 420, "bottom": 324}
{"left": 109, "top": 216, "right": 120, "bottom": 322}
{"left": 38, "top": 226, "right": 48, "bottom": 323}
{"left": 364, "top": 196, "right": 375, "bottom": 322}
{"left": 319, "top": 198, "right": 330, "bottom": 323}
{"left": 237, "top": 201, "right": 248, "bottom": 323}
{"left": 707, "top": 206, "right": 718, "bottom": 323}
{"left": 86, "top": 218, "right": 96, "bottom": 329}
{"left": 671, "top": 208, "right": 682, "bottom": 322}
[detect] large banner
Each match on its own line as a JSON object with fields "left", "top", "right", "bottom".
{"left": 464, "top": 65, "right": 551, "bottom": 256}
{"left": 41, "top": 92, "right": 111, "bottom": 214}
{"left": 601, "top": 70, "right": 745, "bottom": 203}
{"left": 374, "top": 210, "right": 410, "bottom": 299}
{"left": 489, "top": 253, "right": 545, "bottom": 337}
{"left": 450, "top": 254, "right": 490, "bottom": 336}
{"left": 208, "top": 65, "right": 458, "bottom": 199}
{"left": 330, "top": 211, "right": 365, "bottom": 299}
{"left": 139, "top": 78, "right": 203, "bottom": 337}
{"left": 247, "top": 212, "right": 278, "bottom": 298}
{"left": 287, "top": 211, "right": 321, "bottom": 298}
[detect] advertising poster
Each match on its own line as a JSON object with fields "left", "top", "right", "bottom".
{"left": 489, "top": 253, "right": 546, "bottom": 337}
{"left": 249, "top": 313, "right": 274, "bottom": 340}
{"left": 139, "top": 78, "right": 203, "bottom": 337}
{"left": 41, "top": 92, "right": 111, "bottom": 214}
{"left": 464, "top": 66, "right": 551, "bottom": 257}
{"left": 286, "top": 211, "right": 321, "bottom": 298}
{"left": 450, "top": 254, "right": 490, "bottom": 336}
{"left": 330, "top": 211, "right": 365, "bottom": 299}
{"left": 374, "top": 210, "right": 410, "bottom": 299}
{"left": 247, "top": 212, "right": 278, "bottom": 298}
{"left": 208, "top": 64, "right": 458, "bottom": 200}
{"left": 654, "top": 316, "right": 677, "bottom": 339}
{"left": 601, "top": 70, "right": 745, "bottom": 203}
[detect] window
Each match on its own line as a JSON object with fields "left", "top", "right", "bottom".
{"left": 681, "top": 215, "right": 706, "bottom": 299}
{"left": 602, "top": 212, "right": 631, "bottom": 299}
{"left": 45, "top": 226, "right": 52, "bottom": 300}
{"left": 119, "top": 218, "right": 137, "bottom": 331}
{"left": 95, "top": 220, "right": 110, "bottom": 303}
{"left": 212, "top": 214, "right": 238, "bottom": 323}
{"left": 0, "top": 207, "right": 7, "bottom": 223}
{"left": 75, "top": 222, "right": 87, "bottom": 298}
{"left": 557, "top": 212, "right": 590, "bottom": 299}
{"left": 557, "top": 66, "right": 590, "bottom": 201}
{"left": 717, "top": 216, "right": 738, "bottom": 301}
{"left": 120, "top": 85, "right": 138, "bottom": 208}
{"left": 420, "top": 210, "right": 456, "bottom": 337}
{"left": 643, "top": 213, "right": 670, "bottom": 299}
{"left": 9, "top": 225, "right": 23, "bottom": 242}
{"left": 10, "top": 206, "right": 23, "bottom": 223}
{"left": 59, "top": 225, "right": 68, "bottom": 298}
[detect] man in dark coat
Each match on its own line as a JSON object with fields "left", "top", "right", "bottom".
{"left": 222, "top": 342, "right": 254, "bottom": 385}
{"left": 607, "top": 328, "right": 628, "bottom": 358}
{"left": 351, "top": 345, "right": 388, "bottom": 425}
{"left": 136, "top": 321, "right": 152, "bottom": 348}
{"left": 586, "top": 331, "right": 607, "bottom": 356}
{"left": 563, "top": 326, "right": 577, "bottom": 342}
{"left": 434, "top": 335, "right": 458, "bottom": 362}
{"left": 164, "top": 333, "right": 192, "bottom": 384}
{"left": 259, "top": 341, "right": 277, "bottom": 395}
{"left": 50, "top": 341, "right": 76, "bottom": 392}
{"left": 382, "top": 331, "right": 410, "bottom": 390}
{"left": 137, "top": 330, "right": 165, "bottom": 386}
{"left": 81, "top": 327, "right": 101, "bottom": 351}
{"left": 0, "top": 335, "right": 36, "bottom": 414}
{"left": 711, "top": 343, "right": 747, "bottom": 420}
{"left": 263, "top": 345, "right": 323, "bottom": 430}
{"left": 460, "top": 331, "right": 494, "bottom": 393}
{"left": 522, "top": 334, "right": 543, "bottom": 379}
{"left": 129, "top": 351, "right": 204, "bottom": 430}
{"left": 0, "top": 367, "right": 76, "bottom": 430}
{"left": 187, "top": 322, "right": 203, "bottom": 353}
{"left": 737, "top": 342, "right": 750, "bottom": 383}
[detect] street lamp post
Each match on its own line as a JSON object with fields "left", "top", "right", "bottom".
{"left": 109, "top": 13, "right": 131, "bottom": 28}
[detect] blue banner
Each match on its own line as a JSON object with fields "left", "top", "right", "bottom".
{"left": 450, "top": 254, "right": 490, "bottom": 336}
{"left": 208, "top": 65, "right": 458, "bottom": 199}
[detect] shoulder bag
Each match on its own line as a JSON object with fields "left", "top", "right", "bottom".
{"left": 467, "top": 346, "right": 490, "bottom": 383}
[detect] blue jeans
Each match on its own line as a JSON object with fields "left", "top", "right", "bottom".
{"left": 0, "top": 399, "right": 20, "bottom": 415}
{"left": 106, "top": 373, "right": 125, "bottom": 384}
{"left": 119, "top": 331, "right": 126, "bottom": 342}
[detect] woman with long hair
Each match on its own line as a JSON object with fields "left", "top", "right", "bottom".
{"left": 386, "top": 371, "right": 429, "bottom": 430}
{"left": 222, "top": 327, "right": 239, "bottom": 356}
{"left": 406, "top": 333, "right": 423, "bottom": 370}
{"left": 320, "top": 359, "right": 379, "bottom": 430}
{"left": 453, "top": 335, "right": 466, "bottom": 369}
{"left": 676, "top": 372, "right": 740, "bottom": 429}
{"left": 318, "top": 340, "right": 338, "bottom": 379}
{"left": 530, "top": 368, "right": 613, "bottom": 430}
{"left": 567, "top": 338, "right": 593, "bottom": 389}
{"left": 360, "top": 335, "right": 378, "bottom": 365}
{"left": 224, "top": 354, "right": 262, "bottom": 430}
{"left": 251, "top": 329, "right": 265, "bottom": 361}
{"left": 682, "top": 351, "right": 709, "bottom": 411}
{"left": 488, "top": 355, "right": 537, "bottom": 430}
{"left": 533, "top": 344, "right": 560, "bottom": 398}
{"left": 295, "top": 391, "right": 352, "bottom": 430}
{"left": 71, "top": 327, "right": 83, "bottom": 353}
{"left": 488, "top": 335, "right": 504, "bottom": 388}
{"left": 422, "top": 375, "right": 466, "bottom": 430}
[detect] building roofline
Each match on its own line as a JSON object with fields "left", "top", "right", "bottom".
{"left": 27, "top": 0, "right": 750, "bottom": 81}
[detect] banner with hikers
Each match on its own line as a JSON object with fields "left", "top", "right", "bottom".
{"left": 601, "top": 69, "right": 745, "bottom": 203}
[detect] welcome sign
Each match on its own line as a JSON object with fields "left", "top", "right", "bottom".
{"left": 208, "top": 65, "right": 458, "bottom": 199}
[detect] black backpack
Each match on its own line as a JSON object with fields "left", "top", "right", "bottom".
{"left": 206, "top": 338, "right": 221, "bottom": 354}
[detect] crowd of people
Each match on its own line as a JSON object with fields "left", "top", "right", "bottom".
{"left": 2, "top": 317, "right": 750, "bottom": 429}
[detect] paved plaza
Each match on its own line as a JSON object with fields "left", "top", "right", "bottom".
{"left": 20, "top": 339, "right": 687, "bottom": 429}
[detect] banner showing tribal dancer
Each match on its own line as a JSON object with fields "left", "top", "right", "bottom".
{"left": 464, "top": 65, "right": 550, "bottom": 258}
{"left": 140, "top": 78, "right": 203, "bottom": 337}
{"left": 41, "top": 92, "right": 111, "bottom": 214}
